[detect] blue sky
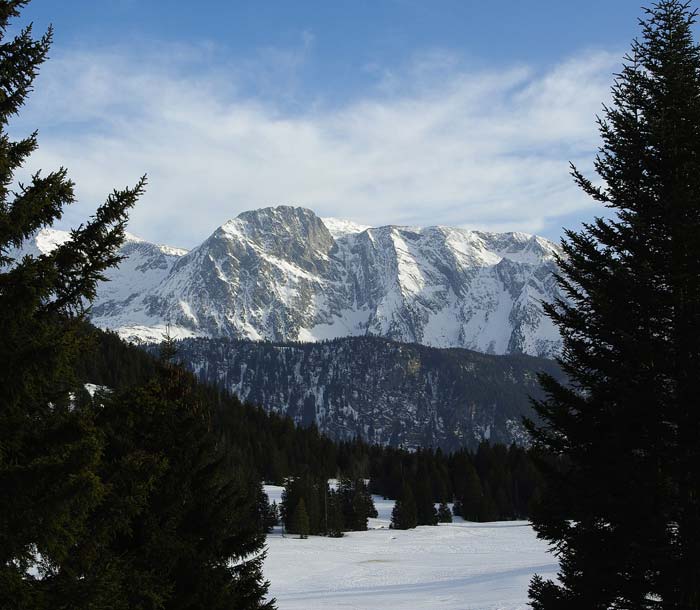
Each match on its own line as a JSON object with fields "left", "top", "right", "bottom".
{"left": 11, "top": 1, "right": 680, "bottom": 246}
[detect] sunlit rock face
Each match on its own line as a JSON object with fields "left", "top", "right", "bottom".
{"left": 25, "top": 205, "right": 563, "bottom": 357}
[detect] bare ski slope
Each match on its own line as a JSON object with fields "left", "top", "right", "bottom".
{"left": 263, "top": 485, "right": 558, "bottom": 610}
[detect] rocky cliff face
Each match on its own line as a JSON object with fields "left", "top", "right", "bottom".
{"left": 170, "top": 336, "right": 563, "bottom": 450}
{"left": 20, "top": 205, "right": 564, "bottom": 357}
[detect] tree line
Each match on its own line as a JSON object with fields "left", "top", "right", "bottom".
{"left": 82, "top": 326, "right": 551, "bottom": 529}
{"left": 369, "top": 443, "right": 546, "bottom": 523}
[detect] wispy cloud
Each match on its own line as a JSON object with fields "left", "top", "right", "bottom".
{"left": 13, "top": 41, "right": 618, "bottom": 247}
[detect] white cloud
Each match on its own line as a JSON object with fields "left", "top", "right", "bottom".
{"left": 12, "top": 42, "right": 619, "bottom": 247}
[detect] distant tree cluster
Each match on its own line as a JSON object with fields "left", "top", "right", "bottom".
{"left": 280, "top": 476, "right": 376, "bottom": 538}
{"left": 371, "top": 444, "right": 545, "bottom": 529}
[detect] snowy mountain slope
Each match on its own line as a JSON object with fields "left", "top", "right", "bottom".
{"left": 15, "top": 206, "right": 564, "bottom": 356}
{"left": 320, "top": 217, "right": 371, "bottom": 238}
{"left": 170, "top": 335, "right": 564, "bottom": 450}
{"left": 9, "top": 227, "right": 193, "bottom": 339}
{"left": 89, "top": 234, "right": 190, "bottom": 338}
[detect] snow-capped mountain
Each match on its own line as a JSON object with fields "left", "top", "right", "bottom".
{"left": 20, "top": 205, "right": 564, "bottom": 357}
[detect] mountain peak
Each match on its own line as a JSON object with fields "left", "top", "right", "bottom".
{"left": 216, "top": 205, "right": 334, "bottom": 265}
{"left": 232, "top": 205, "right": 326, "bottom": 234}
{"left": 236, "top": 204, "right": 316, "bottom": 220}
{"left": 84, "top": 205, "right": 564, "bottom": 356}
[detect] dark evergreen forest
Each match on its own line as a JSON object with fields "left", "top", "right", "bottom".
{"left": 81, "top": 326, "right": 551, "bottom": 528}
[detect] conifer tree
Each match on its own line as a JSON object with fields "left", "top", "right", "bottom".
{"left": 265, "top": 501, "right": 280, "bottom": 533}
{"left": 82, "top": 355, "right": 272, "bottom": 609}
{"left": 526, "top": 2, "right": 700, "bottom": 607}
{"left": 437, "top": 502, "right": 453, "bottom": 523}
{"left": 0, "top": 1, "right": 143, "bottom": 605}
{"left": 291, "top": 499, "right": 310, "bottom": 539}
{"left": 459, "top": 463, "right": 484, "bottom": 522}
{"left": 256, "top": 486, "right": 276, "bottom": 534}
{"left": 415, "top": 473, "right": 438, "bottom": 526}
{"left": 337, "top": 478, "right": 376, "bottom": 531}
{"left": 391, "top": 482, "right": 418, "bottom": 530}
{"left": 326, "top": 491, "right": 345, "bottom": 538}
{"left": 280, "top": 478, "right": 298, "bottom": 533}
{"left": 281, "top": 474, "right": 324, "bottom": 535}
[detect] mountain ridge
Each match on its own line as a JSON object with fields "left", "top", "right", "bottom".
{"left": 18, "top": 205, "right": 564, "bottom": 357}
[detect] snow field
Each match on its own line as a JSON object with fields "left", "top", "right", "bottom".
{"left": 263, "top": 485, "right": 558, "bottom": 610}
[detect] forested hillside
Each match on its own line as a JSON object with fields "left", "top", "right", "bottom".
{"left": 164, "top": 335, "right": 564, "bottom": 451}
{"left": 80, "top": 327, "right": 550, "bottom": 524}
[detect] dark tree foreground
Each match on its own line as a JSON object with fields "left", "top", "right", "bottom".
{"left": 0, "top": 2, "right": 271, "bottom": 608}
{"left": 0, "top": 1, "right": 142, "bottom": 605}
{"left": 527, "top": 2, "right": 700, "bottom": 608}
{"left": 85, "top": 347, "right": 273, "bottom": 609}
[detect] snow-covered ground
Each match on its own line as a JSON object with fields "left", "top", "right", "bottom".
{"left": 263, "top": 485, "right": 558, "bottom": 610}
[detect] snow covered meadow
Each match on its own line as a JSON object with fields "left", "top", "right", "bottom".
{"left": 263, "top": 485, "right": 558, "bottom": 610}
